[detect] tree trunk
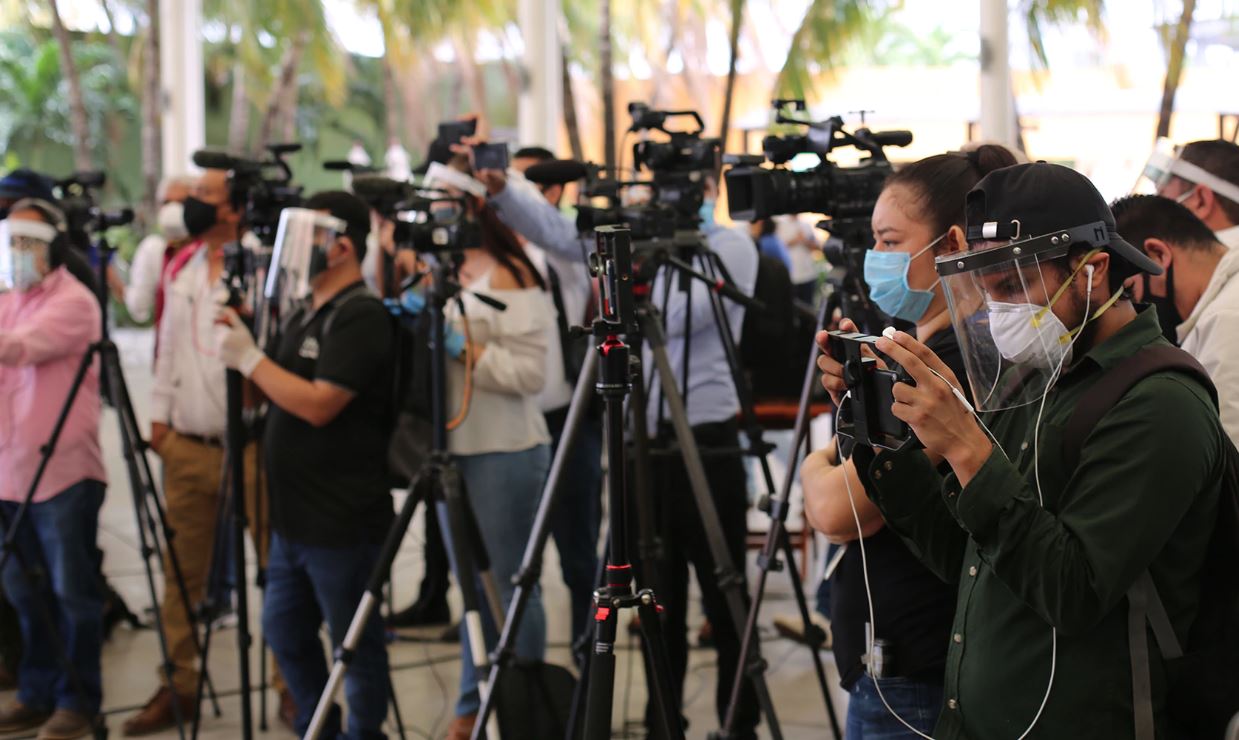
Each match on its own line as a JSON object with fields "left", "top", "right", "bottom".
{"left": 1156, "top": 0, "right": 1197, "bottom": 139}
{"left": 398, "top": 61, "right": 433, "bottom": 157}
{"left": 49, "top": 0, "right": 93, "bottom": 170}
{"left": 381, "top": 57, "right": 400, "bottom": 146}
{"left": 99, "top": 0, "right": 124, "bottom": 62}
{"left": 718, "top": 0, "right": 745, "bottom": 157}
{"left": 280, "top": 70, "right": 300, "bottom": 143}
{"left": 140, "top": 0, "right": 162, "bottom": 222}
{"left": 227, "top": 59, "right": 250, "bottom": 152}
{"left": 600, "top": 0, "right": 616, "bottom": 171}
{"left": 560, "top": 41, "right": 584, "bottom": 161}
{"left": 257, "top": 31, "right": 306, "bottom": 151}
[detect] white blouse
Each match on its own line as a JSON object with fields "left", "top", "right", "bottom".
{"left": 445, "top": 269, "right": 554, "bottom": 456}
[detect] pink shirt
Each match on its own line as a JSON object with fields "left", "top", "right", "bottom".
{"left": 0, "top": 267, "right": 107, "bottom": 502}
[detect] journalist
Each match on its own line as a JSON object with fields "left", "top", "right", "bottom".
{"left": 123, "top": 168, "right": 294, "bottom": 735}
{"left": 1152, "top": 139, "right": 1239, "bottom": 249}
{"left": 0, "top": 200, "right": 106, "bottom": 740}
{"left": 503, "top": 155, "right": 602, "bottom": 651}
{"left": 802, "top": 144, "right": 1017, "bottom": 738}
{"left": 412, "top": 167, "right": 553, "bottom": 740}
{"left": 0, "top": 170, "right": 98, "bottom": 294}
{"left": 125, "top": 175, "right": 195, "bottom": 327}
{"left": 477, "top": 163, "right": 762, "bottom": 738}
{"left": 215, "top": 191, "right": 394, "bottom": 740}
{"left": 821, "top": 163, "right": 1224, "bottom": 738}
{"left": 1112, "top": 194, "right": 1239, "bottom": 443}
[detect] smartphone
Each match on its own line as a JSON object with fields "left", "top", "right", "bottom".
{"left": 437, "top": 119, "right": 477, "bottom": 145}
{"left": 472, "top": 142, "right": 510, "bottom": 171}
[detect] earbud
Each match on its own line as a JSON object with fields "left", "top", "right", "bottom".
{"left": 882, "top": 326, "right": 897, "bottom": 339}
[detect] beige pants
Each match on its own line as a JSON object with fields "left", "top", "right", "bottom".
{"left": 156, "top": 430, "right": 284, "bottom": 697}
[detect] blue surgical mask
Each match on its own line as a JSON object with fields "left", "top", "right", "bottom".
{"left": 863, "top": 233, "right": 945, "bottom": 321}
{"left": 698, "top": 198, "right": 716, "bottom": 227}
{"left": 12, "top": 249, "right": 43, "bottom": 291}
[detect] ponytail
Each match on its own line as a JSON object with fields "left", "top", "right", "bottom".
{"left": 884, "top": 144, "right": 1019, "bottom": 240}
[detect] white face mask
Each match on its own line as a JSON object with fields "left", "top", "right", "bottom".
{"left": 158, "top": 201, "right": 189, "bottom": 240}
{"left": 986, "top": 300, "right": 1073, "bottom": 369}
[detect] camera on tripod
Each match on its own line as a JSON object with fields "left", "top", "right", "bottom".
{"left": 55, "top": 172, "right": 135, "bottom": 234}
{"left": 350, "top": 174, "right": 481, "bottom": 254}
{"left": 724, "top": 99, "right": 911, "bottom": 222}
{"left": 192, "top": 143, "right": 305, "bottom": 247}
{"left": 575, "top": 103, "right": 719, "bottom": 242}
{"left": 826, "top": 330, "right": 917, "bottom": 451}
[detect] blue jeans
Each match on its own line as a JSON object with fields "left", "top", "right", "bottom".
{"left": 0, "top": 479, "right": 105, "bottom": 715}
{"left": 447, "top": 445, "right": 550, "bottom": 717}
{"left": 544, "top": 408, "right": 602, "bottom": 647}
{"left": 263, "top": 533, "right": 390, "bottom": 739}
{"left": 845, "top": 673, "right": 943, "bottom": 740}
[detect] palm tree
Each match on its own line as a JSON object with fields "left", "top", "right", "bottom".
{"left": 718, "top": 0, "right": 745, "bottom": 157}
{"left": 1155, "top": 0, "right": 1196, "bottom": 139}
{"left": 48, "top": 0, "right": 93, "bottom": 169}
{"left": 601, "top": 0, "right": 616, "bottom": 170}
{"left": 140, "top": 0, "right": 162, "bottom": 219}
{"left": 0, "top": 34, "right": 67, "bottom": 160}
{"left": 774, "top": 0, "right": 885, "bottom": 100}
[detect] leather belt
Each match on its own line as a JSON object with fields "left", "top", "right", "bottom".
{"left": 179, "top": 431, "right": 225, "bottom": 448}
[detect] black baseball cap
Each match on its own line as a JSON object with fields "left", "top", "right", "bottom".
{"left": 303, "top": 190, "right": 371, "bottom": 260}
{"left": 0, "top": 168, "right": 57, "bottom": 202}
{"left": 964, "top": 162, "right": 1162, "bottom": 278}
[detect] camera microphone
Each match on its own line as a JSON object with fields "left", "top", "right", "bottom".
{"left": 193, "top": 150, "right": 240, "bottom": 171}
{"left": 322, "top": 160, "right": 353, "bottom": 171}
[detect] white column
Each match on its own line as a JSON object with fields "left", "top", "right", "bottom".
{"left": 517, "top": 0, "right": 563, "bottom": 151}
{"left": 979, "top": 0, "right": 1016, "bottom": 148}
{"left": 160, "top": 0, "right": 205, "bottom": 174}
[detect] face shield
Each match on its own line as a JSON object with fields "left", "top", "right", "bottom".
{"left": 935, "top": 221, "right": 1124, "bottom": 411}
{"left": 1136, "top": 138, "right": 1239, "bottom": 205}
{"left": 0, "top": 217, "right": 57, "bottom": 292}
{"left": 261, "top": 208, "right": 345, "bottom": 330}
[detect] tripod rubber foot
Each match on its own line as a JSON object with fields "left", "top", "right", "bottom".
{"left": 755, "top": 553, "right": 784, "bottom": 572}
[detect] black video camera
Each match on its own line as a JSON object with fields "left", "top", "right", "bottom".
{"left": 827, "top": 330, "right": 918, "bottom": 451}
{"left": 55, "top": 172, "right": 135, "bottom": 236}
{"left": 192, "top": 143, "right": 304, "bottom": 246}
{"left": 350, "top": 174, "right": 481, "bottom": 254}
{"left": 724, "top": 100, "right": 911, "bottom": 222}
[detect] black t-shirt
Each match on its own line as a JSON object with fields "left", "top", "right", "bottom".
{"left": 830, "top": 328, "right": 965, "bottom": 691}
{"left": 264, "top": 282, "right": 396, "bottom": 547}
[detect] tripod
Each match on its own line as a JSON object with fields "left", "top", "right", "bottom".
{"left": 0, "top": 236, "right": 222, "bottom": 740}
{"left": 721, "top": 217, "right": 889, "bottom": 740}
{"left": 305, "top": 254, "right": 505, "bottom": 740}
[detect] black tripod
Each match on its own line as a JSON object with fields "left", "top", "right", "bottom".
{"left": 305, "top": 254, "right": 505, "bottom": 740}
{"left": 0, "top": 236, "right": 223, "bottom": 740}
{"left": 721, "top": 217, "right": 887, "bottom": 740}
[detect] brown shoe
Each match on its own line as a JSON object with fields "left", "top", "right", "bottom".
{"left": 122, "top": 687, "right": 197, "bottom": 736}
{"left": 277, "top": 689, "right": 297, "bottom": 732}
{"left": 37, "top": 709, "right": 95, "bottom": 740}
{"left": 0, "top": 699, "right": 50, "bottom": 733}
{"left": 446, "top": 712, "right": 477, "bottom": 740}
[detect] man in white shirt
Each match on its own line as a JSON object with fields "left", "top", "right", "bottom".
{"left": 1154, "top": 139, "right": 1239, "bottom": 250}
{"left": 125, "top": 176, "right": 195, "bottom": 328}
{"left": 1114, "top": 194, "right": 1239, "bottom": 445}
{"left": 123, "top": 169, "right": 292, "bottom": 735}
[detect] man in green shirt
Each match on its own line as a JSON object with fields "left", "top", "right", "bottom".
{"left": 819, "top": 162, "right": 1225, "bottom": 738}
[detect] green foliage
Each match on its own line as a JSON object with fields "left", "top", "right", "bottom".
{"left": 1024, "top": 0, "right": 1105, "bottom": 68}
{"left": 776, "top": 0, "right": 894, "bottom": 100}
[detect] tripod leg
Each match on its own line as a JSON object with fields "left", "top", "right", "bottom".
{"left": 634, "top": 592, "right": 685, "bottom": 740}
{"left": 100, "top": 350, "right": 188, "bottom": 740}
{"left": 305, "top": 474, "right": 427, "bottom": 740}
{"left": 581, "top": 592, "right": 618, "bottom": 740}
{"left": 643, "top": 330, "right": 784, "bottom": 740}
{"left": 471, "top": 349, "right": 599, "bottom": 739}
{"left": 388, "top": 678, "right": 409, "bottom": 740}
{"left": 436, "top": 465, "right": 501, "bottom": 740}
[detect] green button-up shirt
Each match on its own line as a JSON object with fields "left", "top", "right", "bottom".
{"left": 866, "top": 306, "right": 1223, "bottom": 739}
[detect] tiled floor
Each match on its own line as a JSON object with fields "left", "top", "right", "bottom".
{"left": 5, "top": 327, "right": 848, "bottom": 739}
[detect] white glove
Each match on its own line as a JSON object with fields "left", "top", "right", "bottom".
{"left": 216, "top": 308, "right": 265, "bottom": 377}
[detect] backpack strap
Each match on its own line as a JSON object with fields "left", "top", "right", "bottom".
{"left": 1061, "top": 344, "right": 1217, "bottom": 472}
{"left": 1059, "top": 344, "right": 1215, "bottom": 740}
{"left": 320, "top": 283, "right": 377, "bottom": 338}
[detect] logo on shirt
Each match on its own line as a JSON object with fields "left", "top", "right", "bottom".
{"left": 298, "top": 336, "right": 320, "bottom": 360}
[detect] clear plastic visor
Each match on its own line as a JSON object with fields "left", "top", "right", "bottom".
{"left": 262, "top": 208, "right": 344, "bottom": 332}
{"left": 939, "top": 252, "right": 1085, "bottom": 412}
{"left": 0, "top": 219, "right": 56, "bottom": 292}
